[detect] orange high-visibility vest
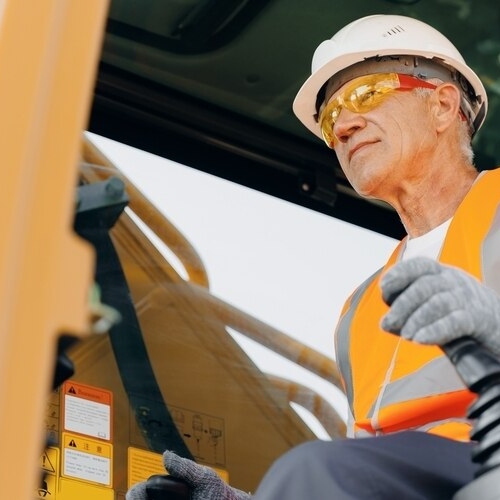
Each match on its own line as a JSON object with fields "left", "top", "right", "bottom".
{"left": 335, "top": 168, "right": 500, "bottom": 441}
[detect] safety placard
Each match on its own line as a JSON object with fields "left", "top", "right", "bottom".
{"left": 37, "top": 447, "right": 59, "bottom": 498}
{"left": 169, "top": 405, "right": 226, "bottom": 465}
{"left": 127, "top": 447, "right": 165, "bottom": 489}
{"left": 62, "top": 432, "right": 113, "bottom": 487}
{"left": 40, "top": 446, "right": 59, "bottom": 474}
{"left": 45, "top": 390, "right": 61, "bottom": 445}
{"left": 127, "top": 446, "right": 229, "bottom": 489}
{"left": 36, "top": 472, "right": 57, "bottom": 499}
{"left": 62, "top": 381, "right": 112, "bottom": 440}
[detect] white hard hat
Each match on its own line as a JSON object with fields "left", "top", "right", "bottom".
{"left": 293, "top": 14, "right": 488, "bottom": 140}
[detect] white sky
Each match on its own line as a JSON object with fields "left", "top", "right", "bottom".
{"left": 86, "top": 132, "right": 398, "bottom": 438}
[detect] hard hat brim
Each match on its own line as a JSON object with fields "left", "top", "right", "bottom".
{"left": 293, "top": 48, "right": 488, "bottom": 141}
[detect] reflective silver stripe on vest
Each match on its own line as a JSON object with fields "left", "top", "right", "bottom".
{"left": 354, "top": 428, "right": 374, "bottom": 438}
{"left": 336, "top": 268, "right": 382, "bottom": 425}
{"left": 482, "top": 203, "right": 500, "bottom": 294}
{"left": 366, "top": 355, "right": 466, "bottom": 418}
{"left": 346, "top": 406, "right": 356, "bottom": 438}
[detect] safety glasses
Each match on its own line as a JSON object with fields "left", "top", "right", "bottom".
{"left": 319, "top": 73, "right": 437, "bottom": 148}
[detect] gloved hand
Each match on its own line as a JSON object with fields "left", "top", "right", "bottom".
{"left": 380, "top": 257, "right": 500, "bottom": 357}
{"left": 126, "top": 450, "right": 252, "bottom": 500}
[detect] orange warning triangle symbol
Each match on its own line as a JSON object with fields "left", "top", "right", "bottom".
{"left": 69, "top": 439, "right": 77, "bottom": 448}
{"left": 68, "top": 386, "right": 77, "bottom": 394}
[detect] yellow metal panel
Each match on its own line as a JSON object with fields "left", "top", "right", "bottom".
{"left": 58, "top": 478, "right": 114, "bottom": 500}
{"left": 0, "top": 1, "right": 109, "bottom": 499}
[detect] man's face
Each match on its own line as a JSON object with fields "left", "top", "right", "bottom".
{"left": 328, "top": 80, "right": 436, "bottom": 202}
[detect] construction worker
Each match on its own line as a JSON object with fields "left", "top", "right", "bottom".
{"left": 127, "top": 14, "right": 500, "bottom": 500}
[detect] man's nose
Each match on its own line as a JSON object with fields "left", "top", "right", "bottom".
{"left": 333, "top": 108, "right": 366, "bottom": 144}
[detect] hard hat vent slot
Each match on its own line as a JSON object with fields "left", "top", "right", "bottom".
{"left": 383, "top": 25, "right": 406, "bottom": 37}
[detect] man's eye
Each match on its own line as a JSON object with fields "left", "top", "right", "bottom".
{"left": 358, "top": 90, "right": 378, "bottom": 106}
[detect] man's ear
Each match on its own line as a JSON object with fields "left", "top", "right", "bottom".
{"left": 432, "top": 82, "right": 462, "bottom": 133}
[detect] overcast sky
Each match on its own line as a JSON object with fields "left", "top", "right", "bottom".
{"left": 87, "top": 132, "right": 398, "bottom": 437}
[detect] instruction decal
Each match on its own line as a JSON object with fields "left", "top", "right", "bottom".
{"left": 44, "top": 389, "right": 61, "bottom": 445}
{"left": 127, "top": 446, "right": 229, "bottom": 489}
{"left": 127, "top": 447, "right": 165, "bottom": 489}
{"left": 37, "top": 473, "right": 56, "bottom": 499}
{"left": 37, "top": 447, "right": 59, "bottom": 498}
{"left": 170, "top": 405, "right": 225, "bottom": 465}
{"left": 40, "top": 446, "right": 58, "bottom": 474}
{"left": 62, "top": 432, "right": 113, "bottom": 487}
{"left": 62, "top": 381, "right": 112, "bottom": 440}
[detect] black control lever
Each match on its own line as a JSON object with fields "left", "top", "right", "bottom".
{"left": 383, "top": 285, "right": 500, "bottom": 498}
{"left": 441, "top": 337, "right": 500, "bottom": 478}
{"left": 441, "top": 338, "right": 500, "bottom": 500}
{"left": 145, "top": 474, "right": 192, "bottom": 500}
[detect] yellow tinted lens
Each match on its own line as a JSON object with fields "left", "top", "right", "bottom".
{"left": 319, "top": 73, "right": 400, "bottom": 148}
{"left": 320, "top": 101, "right": 342, "bottom": 148}
{"left": 346, "top": 74, "right": 399, "bottom": 112}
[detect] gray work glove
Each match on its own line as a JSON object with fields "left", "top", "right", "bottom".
{"left": 126, "top": 450, "right": 252, "bottom": 500}
{"left": 380, "top": 257, "right": 500, "bottom": 357}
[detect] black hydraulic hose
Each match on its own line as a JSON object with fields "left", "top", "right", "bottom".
{"left": 75, "top": 178, "right": 193, "bottom": 459}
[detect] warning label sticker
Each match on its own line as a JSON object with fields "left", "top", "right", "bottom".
{"left": 62, "top": 433, "right": 112, "bottom": 487}
{"left": 127, "top": 446, "right": 230, "bottom": 489}
{"left": 37, "top": 447, "right": 59, "bottom": 498}
{"left": 62, "top": 381, "right": 112, "bottom": 440}
{"left": 40, "top": 446, "right": 59, "bottom": 474}
{"left": 127, "top": 447, "right": 165, "bottom": 489}
{"left": 36, "top": 472, "right": 56, "bottom": 499}
{"left": 45, "top": 390, "right": 60, "bottom": 446}
{"left": 170, "top": 405, "right": 225, "bottom": 465}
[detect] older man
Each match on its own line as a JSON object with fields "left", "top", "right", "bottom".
{"left": 127, "top": 14, "right": 500, "bottom": 500}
